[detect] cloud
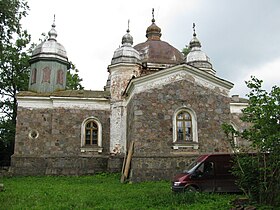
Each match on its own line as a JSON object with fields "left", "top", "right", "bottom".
{"left": 231, "top": 57, "right": 280, "bottom": 97}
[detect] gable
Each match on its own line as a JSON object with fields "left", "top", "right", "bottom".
{"left": 124, "top": 64, "right": 234, "bottom": 103}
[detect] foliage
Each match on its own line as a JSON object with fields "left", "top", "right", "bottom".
{"left": 0, "top": 0, "right": 29, "bottom": 48}
{"left": 182, "top": 45, "right": 191, "bottom": 57}
{"left": 0, "top": 174, "right": 239, "bottom": 209}
{"left": 222, "top": 76, "right": 280, "bottom": 206}
{"left": 66, "top": 62, "right": 84, "bottom": 90}
{"left": 0, "top": 0, "right": 30, "bottom": 166}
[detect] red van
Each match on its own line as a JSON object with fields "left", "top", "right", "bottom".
{"left": 171, "top": 154, "right": 241, "bottom": 193}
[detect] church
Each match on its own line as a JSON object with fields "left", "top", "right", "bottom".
{"left": 11, "top": 11, "right": 248, "bottom": 181}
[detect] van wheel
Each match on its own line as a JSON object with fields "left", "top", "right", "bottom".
{"left": 184, "top": 186, "right": 198, "bottom": 192}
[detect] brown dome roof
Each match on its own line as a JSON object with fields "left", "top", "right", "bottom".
{"left": 134, "top": 14, "right": 183, "bottom": 65}
{"left": 134, "top": 40, "right": 184, "bottom": 65}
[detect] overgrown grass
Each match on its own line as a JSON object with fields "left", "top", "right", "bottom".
{"left": 0, "top": 173, "right": 238, "bottom": 209}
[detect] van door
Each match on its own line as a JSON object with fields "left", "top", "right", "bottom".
{"left": 214, "top": 158, "right": 240, "bottom": 192}
{"left": 192, "top": 161, "right": 215, "bottom": 192}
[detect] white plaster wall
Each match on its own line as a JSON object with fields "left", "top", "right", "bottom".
{"left": 17, "top": 96, "right": 110, "bottom": 110}
{"left": 230, "top": 103, "right": 248, "bottom": 113}
{"left": 109, "top": 63, "right": 140, "bottom": 100}
{"left": 110, "top": 101, "right": 127, "bottom": 153}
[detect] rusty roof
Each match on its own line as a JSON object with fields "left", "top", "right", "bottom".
{"left": 134, "top": 40, "right": 184, "bottom": 65}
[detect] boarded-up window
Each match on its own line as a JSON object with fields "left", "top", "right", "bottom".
{"left": 42, "top": 67, "right": 51, "bottom": 83}
{"left": 56, "top": 69, "right": 64, "bottom": 85}
{"left": 31, "top": 68, "right": 37, "bottom": 84}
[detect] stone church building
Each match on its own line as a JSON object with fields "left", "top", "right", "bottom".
{"left": 11, "top": 14, "right": 248, "bottom": 181}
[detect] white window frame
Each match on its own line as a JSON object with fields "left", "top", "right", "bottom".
{"left": 172, "top": 107, "right": 198, "bottom": 149}
{"left": 80, "top": 117, "right": 103, "bottom": 153}
{"left": 230, "top": 122, "right": 239, "bottom": 151}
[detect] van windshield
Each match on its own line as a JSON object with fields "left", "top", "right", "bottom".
{"left": 183, "top": 161, "right": 200, "bottom": 173}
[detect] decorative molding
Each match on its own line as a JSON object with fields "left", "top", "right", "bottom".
{"left": 125, "top": 64, "right": 234, "bottom": 104}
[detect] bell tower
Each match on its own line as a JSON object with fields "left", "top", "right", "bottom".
{"left": 28, "top": 16, "right": 70, "bottom": 93}
{"left": 108, "top": 21, "right": 141, "bottom": 153}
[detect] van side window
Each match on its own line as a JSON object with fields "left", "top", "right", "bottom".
{"left": 195, "top": 162, "right": 214, "bottom": 176}
{"left": 204, "top": 162, "right": 214, "bottom": 175}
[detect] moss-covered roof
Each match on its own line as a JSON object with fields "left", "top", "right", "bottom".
{"left": 17, "top": 90, "right": 110, "bottom": 99}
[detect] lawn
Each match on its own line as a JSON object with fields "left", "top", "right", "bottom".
{"left": 0, "top": 173, "right": 238, "bottom": 210}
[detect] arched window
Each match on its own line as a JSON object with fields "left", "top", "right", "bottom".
{"left": 85, "top": 121, "right": 98, "bottom": 145}
{"left": 81, "top": 117, "right": 102, "bottom": 153}
{"left": 173, "top": 107, "right": 198, "bottom": 149}
{"left": 176, "top": 111, "right": 192, "bottom": 141}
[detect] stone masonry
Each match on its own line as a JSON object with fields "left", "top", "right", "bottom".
{"left": 127, "top": 77, "right": 232, "bottom": 181}
{"left": 11, "top": 106, "right": 115, "bottom": 175}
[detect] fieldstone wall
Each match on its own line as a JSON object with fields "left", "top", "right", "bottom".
{"left": 127, "top": 78, "right": 232, "bottom": 181}
{"left": 11, "top": 106, "right": 113, "bottom": 175}
{"left": 11, "top": 155, "right": 123, "bottom": 176}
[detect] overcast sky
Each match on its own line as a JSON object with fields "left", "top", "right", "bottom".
{"left": 22, "top": 0, "right": 280, "bottom": 97}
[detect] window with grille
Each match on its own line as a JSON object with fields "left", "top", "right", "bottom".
{"left": 176, "top": 111, "right": 192, "bottom": 142}
{"left": 85, "top": 121, "right": 98, "bottom": 145}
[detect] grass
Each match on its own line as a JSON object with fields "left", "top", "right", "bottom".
{"left": 0, "top": 173, "right": 238, "bottom": 210}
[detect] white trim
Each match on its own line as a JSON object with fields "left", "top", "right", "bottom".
{"left": 172, "top": 107, "right": 198, "bottom": 149}
{"left": 80, "top": 117, "right": 103, "bottom": 152}
{"left": 17, "top": 96, "right": 110, "bottom": 110}
{"left": 230, "top": 102, "right": 248, "bottom": 113}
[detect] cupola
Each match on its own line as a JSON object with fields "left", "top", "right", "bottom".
{"left": 111, "top": 21, "right": 140, "bottom": 65}
{"left": 28, "top": 16, "right": 70, "bottom": 93}
{"left": 134, "top": 9, "right": 184, "bottom": 71}
{"left": 185, "top": 23, "right": 216, "bottom": 75}
{"left": 146, "top": 10, "right": 161, "bottom": 41}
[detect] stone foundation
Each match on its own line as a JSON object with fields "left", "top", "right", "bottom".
{"left": 129, "top": 155, "right": 199, "bottom": 182}
{"left": 10, "top": 155, "right": 123, "bottom": 176}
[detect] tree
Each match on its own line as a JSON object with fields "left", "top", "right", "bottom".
{"left": 0, "top": 0, "right": 30, "bottom": 166}
{"left": 223, "top": 76, "right": 280, "bottom": 206}
{"left": 182, "top": 45, "right": 191, "bottom": 57}
{"left": 66, "top": 62, "right": 84, "bottom": 90}
{"left": 0, "top": 0, "right": 29, "bottom": 49}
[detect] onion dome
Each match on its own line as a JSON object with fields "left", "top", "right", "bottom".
{"left": 185, "top": 23, "right": 216, "bottom": 75}
{"left": 122, "top": 28, "right": 133, "bottom": 46}
{"left": 134, "top": 9, "right": 184, "bottom": 67}
{"left": 111, "top": 22, "right": 140, "bottom": 65}
{"left": 146, "top": 11, "right": 161, "bottom": 41}
{"left": 29, "top": 19, "right": 68, "bottom": 64}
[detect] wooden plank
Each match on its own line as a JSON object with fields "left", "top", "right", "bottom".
{"left": 121, "top": 141, "right": 134, "bottom": 183}
{"left": 120, "top": 152, "right": 127, "bottom": 183}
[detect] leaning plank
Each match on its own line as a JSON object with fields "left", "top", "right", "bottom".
{"left": 121, "top": 141, "right": 134, "bottom": 183}
{"left": 120, "top": 152, "right": 127, "bottom": 183}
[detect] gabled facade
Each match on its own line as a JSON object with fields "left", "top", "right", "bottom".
{"left": 11, "top": 13, "right": 248, "bottom": 181}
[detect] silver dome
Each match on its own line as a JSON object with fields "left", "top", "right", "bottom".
{"left": 111, "top": 29, "right": 140, "bottom": 65}
{"left": 31, "top": 22, "right": 68, "bottom": 63}
{"left": 185, "top": 26, "right": 215, "bottom": 75}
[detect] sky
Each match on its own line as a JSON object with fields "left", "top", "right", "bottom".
{"left": 22, "top": 0, "right": 280, "bottom": 97}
